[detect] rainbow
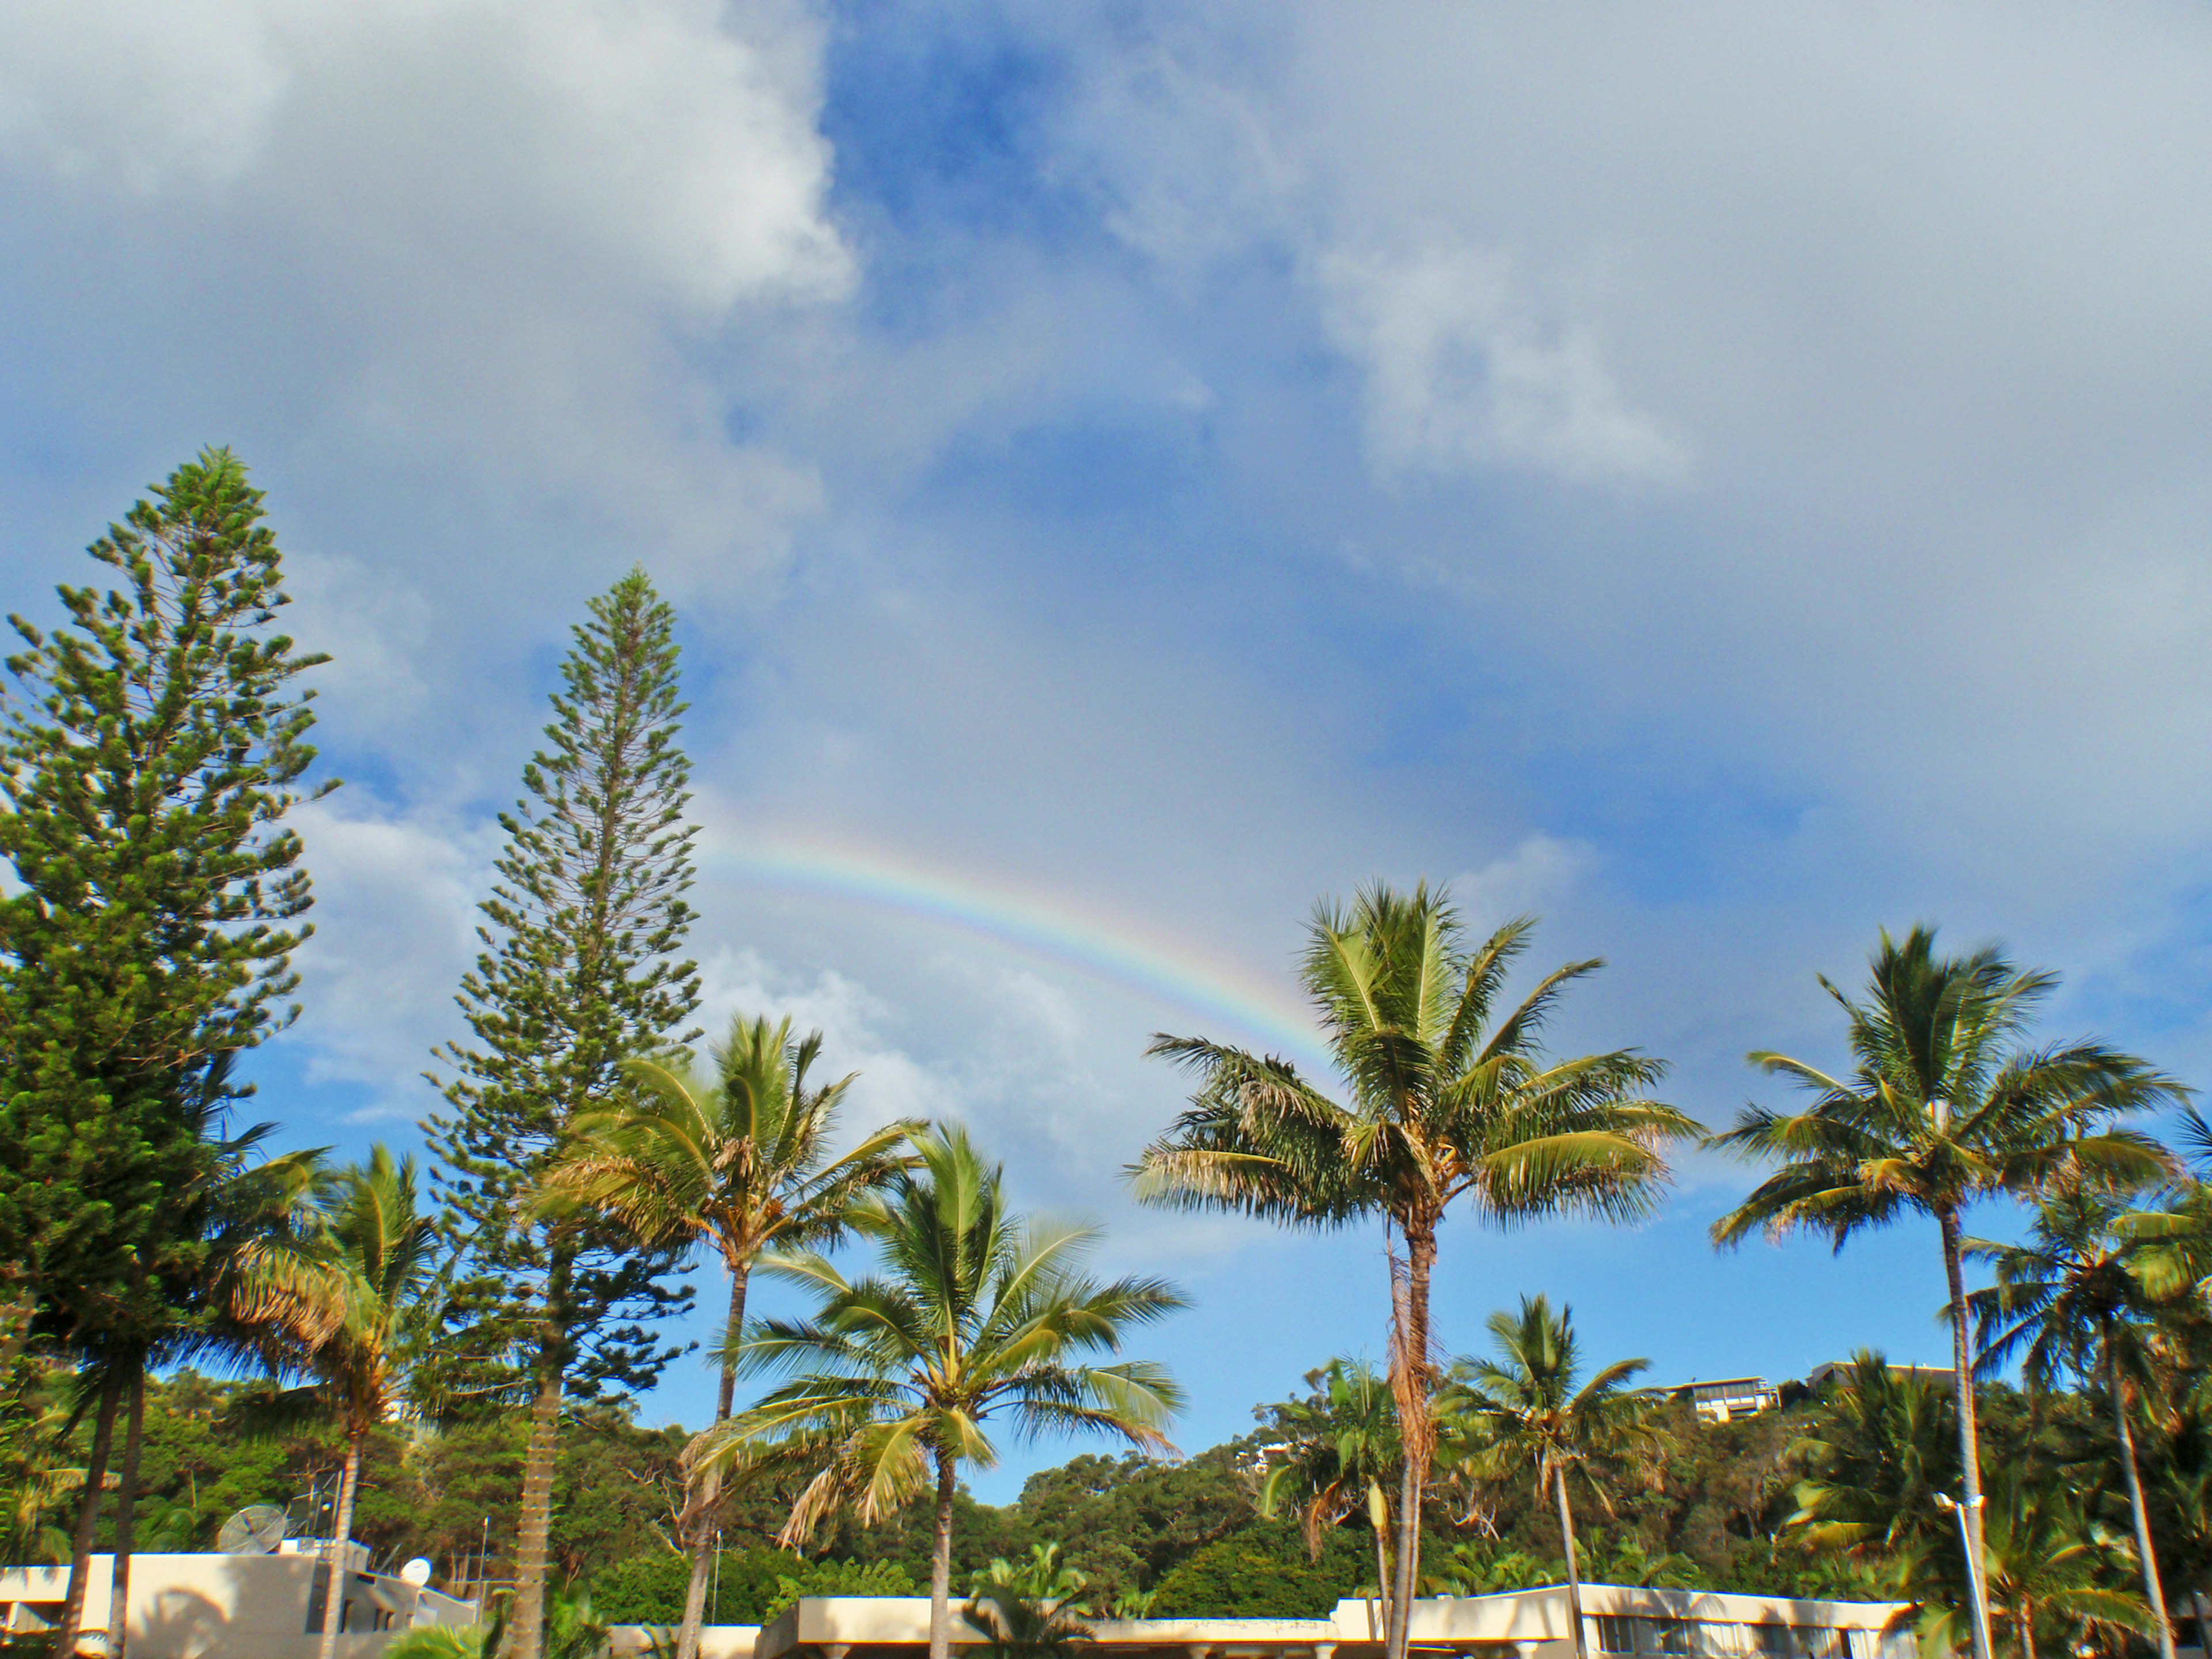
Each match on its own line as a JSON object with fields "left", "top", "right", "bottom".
{"left": 700, "top": 830, "right": 1330, "bottom": 1069}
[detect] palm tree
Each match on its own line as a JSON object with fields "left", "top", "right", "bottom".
{"left": 699, "top": 1125, "right": 1185, "bottom": 1659}
{"left": 1787, "top": 1353, "right": 1959, "bottom": 1566}
{"left": 1444, "top": 1296, "right": 1669, "bottom": 1659}
{"left": 1969, "top": 1183, "right": 2181, "bottom": 1659}
{"left": 1421, "top": 1541, "right": 1562, "bottom": 1596}
{"left": 1907, "top": 1459, "right": 2156, "bottom": 1659}
{"left": 52, "top": 1071, "right": 329, "bottom": 1659}
{"left": 1131, "top": 887, "right": 1693, "bottom": 1659}
{"left": 1256, "top": 1359, "right": 1402, "bottom": 1633}
{"left": 541, "top": 1013, "right": 916, "bottom": 1659}
{"left": 1710, "top": 925, "right": 2179, "bottom": 1659}
{"left": 964, "top": 1543, "right": 1094, "bottom": 1658}
{"left": 1567, "top": 1530, "right": 1700, "bottom": 1590}
{"left": 251, "top": 1147, "right": 440, "bottom": 1659}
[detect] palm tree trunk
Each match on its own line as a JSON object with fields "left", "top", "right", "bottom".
{"left": 107, "top": 1363, "right": 146, "bottom": 1659}
{"left": 510, "top": 1360, "right": 565, "bottom": 1659}
{"left": 1554, "top": 1465, "right": 1589, "bottom": 1659}
{"left": 318, "top": 1427, "right": 366, "bottom": 1659}
{"left": 676, "top": 1265, "right": 751, "bottom": 1659}
{"left": 50, "top": 1366, "right": 123, "bottom": 1659}
{"left": 929, "top": 1445, "right": 957, "bottom": 1659}
{"left": 2107, "top": 1331, "right": 2176, "bottom": 1659}
{"left": 1941, "top": 1208, "right": 1997, "bottom": 1659}
{"left": 1368, "top": 1479, "right": 1393, "bottom": 1641}
{"left": 2016, "top": 1595, "right": 2032, "bottom": 1659}
{"left": 1387, "top": 1225, "right": 1437, "bottom": 1659}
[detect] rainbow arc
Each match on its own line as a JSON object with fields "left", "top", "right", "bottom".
{"left": 702, "top": 831, "right": 1330, "bottom": 1068}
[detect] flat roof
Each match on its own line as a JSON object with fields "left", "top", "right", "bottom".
{"left": 754, "top": 1586, "right": 1912, "bottom": 1659}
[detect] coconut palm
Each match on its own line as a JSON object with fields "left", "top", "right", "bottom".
{"left": 965, "top": 1543, "right": 1094, "bottom": 1658}
{"left": 541, "top": 1013, "right": 916, "bottom": 1659}
{"left": 1256, "top": 1359, "right": 1402, "bottom": 1629}
{"left": 1421, "top": 1541, "right": 1562, "bottom": 1596}
{"left": 54, "top": 1073, "right": 330, "bottom": 1659}
{"left": 248, "top": 1147, "right": 440, "bottom": 1659}
{"left": 1787, "top": 1353, "right": 1959, "bottom": 1565}
{"left": 1444, "top": 1297, "right": 1671, "bottom": 1659}
{"left": 1906, "top": 1458, "right": 2156, "bottom": 1659}
{"left": 1969, "top": 1183, "right": 2181, "bottom": 1659}
{"left": 1569, "top": 1530, "right": 1700, "bottom": 1590}
{"left": 1710, "top": 925, "right": 2180, "bottom": 1659}
{"left": 1131, "top": 887, "right": 1692, "bottom": 1659}
{"left": 699, "top": 1125, "right": 1185, "bottom": 1659}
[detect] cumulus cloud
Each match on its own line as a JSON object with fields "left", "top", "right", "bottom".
{"left": 696, "top": 948, "right": 964, "bottom": 1134}
{"left": 1320, "top": 243, "right": 1690, "bottom": 486}
{"left": 692, "top": 937, "right": 1144, "bottom": 1190}
{"left": 1450, "top": 835, "right": 1593, "bottom": 929}
{"left": 282, "top": 795, "right": 497, "bottom": 1116}
{"left": 0, "top": 0, "right": 851, "bottom": 613}
{"left": 19, "top": 0, "right": 2212, "bottom": 1440}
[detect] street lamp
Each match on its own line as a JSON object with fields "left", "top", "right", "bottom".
{"left": 1933, "top": 1491, "right": 1992, "bottom": 1659}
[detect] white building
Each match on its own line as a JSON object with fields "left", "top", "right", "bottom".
{"left": 0, "top": 1567, "right": 1915, "bottom": 1659}
{"left": 0, "top": 1549, "right": 476, "bottom": 1659}
{"left": 1661, "top": 1379, "right": 1785, "bottom": 1425}
{"left": 715, "top": 1586, "right": 1916, "bottom": 1659}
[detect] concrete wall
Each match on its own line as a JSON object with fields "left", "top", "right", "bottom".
{"left": 608, "top": 1623, "right": 762, "bottom": 1658}
{"left": 0, "top": 1554, "right": 477, "bottom": 1659}
{"left": 752, "top": 1589, "right": 1915, "bottom": 1659}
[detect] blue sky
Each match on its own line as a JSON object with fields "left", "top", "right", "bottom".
{"left": 7, "top": 0, "right": 2212, "bottom": 1501}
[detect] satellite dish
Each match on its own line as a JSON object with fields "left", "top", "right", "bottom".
{"left": 217, "top": 1505, "right": 290, "bottom": 1555}
{"left": 399, "top": 1559, "right": 433, "bottom": 1588}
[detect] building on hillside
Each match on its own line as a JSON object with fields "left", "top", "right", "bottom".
{"left": 698, "top": 1586, "right": 1918, "bottom": 1659}
{"left": 0, "top": 1548, "right": 476, "bottom": 1658}
{"left": 1803, "top": 1362, "right": 1955, "bottom": 1392}
{"left": 1660, "top": 1377, "right": 1784, "bottom": 1424}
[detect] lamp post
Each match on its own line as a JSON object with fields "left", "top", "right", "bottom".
{"left": 1934, "top": 1490, "right": 1992, "bottom": 1657}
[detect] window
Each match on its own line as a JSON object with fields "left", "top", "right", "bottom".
{"left": 1747, "top": 1627, "right": 1794, "bottom": 1658}
{"left": 1596, "top": 1618, "right": 1635, "bottom": 1654}
{"left": 1635, "top": 1618, "right": 1694, "bottom": 1656}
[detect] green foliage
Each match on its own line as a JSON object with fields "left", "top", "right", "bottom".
{"left": 0, "top": 446, "right": 330, "bottom": 1345}
{"left": 583, "top": 1552, "right": 692, "bottom": 1625}
{"left": 988, "top": 1448, "right": 1252, "bottom": 1601}
{"left": 383, "top": 1629, "right": 486, "bottom": 1659}
{"left": 586, "top": 1547, "right": 915, "bottom": 1626}
{"left": 1421, "top": 1540, "right": 1562, "bottom": 1595}
{"left": 964, "top": 1543, "right": 1093, "bottom": 1656}
{"left": 544, "top": 1587, "right": 612, "bottom": 1659}
{"left": 1148, "top": 1520, "right": 1369, "bottom": 1619}
{"left": 766, "top": 1558, "right": 915, "bottom": 1616}
{"left": 1256, "top": 1360, "right": 1399, "bottom": 1560}
{"left": 704, "top": 1123, "right": 1184, "bottom": 1647}
{"left": 425, "top": 566, "right": 703, "bottom": 1404}
{"left": 423, "top": 569, "right": 703, "bottom": 1656}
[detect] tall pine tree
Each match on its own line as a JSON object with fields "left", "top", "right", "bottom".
{"left": 0, "top": 448, "right": 330, "bottom": 1658}
{"left": 427, "top": 569, "right": 700, "bottom": 1659}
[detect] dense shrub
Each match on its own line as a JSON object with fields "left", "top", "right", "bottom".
{"left": 1147, "top": 1521, "right": 1368, "bottom": 1620}
{"left": 588, "top": 1547, "right": 915, "bottom": 1625}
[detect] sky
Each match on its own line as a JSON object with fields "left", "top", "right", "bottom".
{"left": 6, "top": 0, "right": 2212, "bottom": 1502}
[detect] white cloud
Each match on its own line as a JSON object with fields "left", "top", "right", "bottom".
{"left": 282, "top": 795, "right": 497, "bottom": 1116}
{"left": 0, "top": 0, "right": 851, "bottom": 612}
{"left": 1450, "top": 836, "right": 1593, "bottom": 930}
{"left": 692, "top": 941, "right": 1141, "bottom": 1187}
{"left": 0, "top": 0, "right": 849, "bottom": 306}
{"left": 696, "top": 948, "right": 964, "bottom": 1134}
{"left": 1320, "top": 243, "right": 1691, "bottom": 486}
